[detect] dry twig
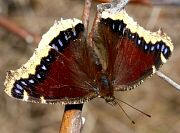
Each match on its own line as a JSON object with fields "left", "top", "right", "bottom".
{"left": 156, "top": 71, "right": 180, "bottom": 91}
{"left": 95, "top": 0, "right": 180, "bottom": 5}
{"left": 82, "top": 0, "right": 92, "bottom": 34}
{"left": 95, "top": 0, "right": 151, "bottom": 5}
{"left": 0, "top": 15, "right": 40, "bottom": 44}
{"left": 59, "top": 104, "right": 84, "bottom": 133}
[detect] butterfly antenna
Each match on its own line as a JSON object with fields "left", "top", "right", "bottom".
{"left": 115, "top": 98, "right": 151, "bottom": 118}
{"left": 114, "top": 101, "right": 135, "bottom": 124}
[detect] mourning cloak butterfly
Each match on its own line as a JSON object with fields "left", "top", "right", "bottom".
{"left": 4, "top": 3, "right": 173, "bottom": 104}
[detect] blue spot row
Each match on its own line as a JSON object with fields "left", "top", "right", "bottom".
{"left": 11, "top": 49, "right": 58, "bottom": 99}
{"left": 50, "top": 23, "right": 84, "bottom": 52}
{"left": 102, "top": 18, "right": 127, "bottom": 36}
{"left": 101, "top": 18, "right": 171, "bottom": 59}
{"left": 11, "top": 81, "right": 24, "bottom": 99}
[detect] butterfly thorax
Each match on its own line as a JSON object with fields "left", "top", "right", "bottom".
{"left": 96, "top": 73, "right": 115, "bottom": 102}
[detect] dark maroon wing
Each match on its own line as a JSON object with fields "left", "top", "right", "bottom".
{"left": 91, "top": 8, "right": 173, "bottom": 91}
{"left": 4, "top": 19, "right": 100, "bottom": 104}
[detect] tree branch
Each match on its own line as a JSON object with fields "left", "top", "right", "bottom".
{"left": 82, "top": 0, "right": 92, "bottom": 35}
{"left": 95, "top": 0, "right": 151, "bottom": 5}
{"left": 95, "top": 0, "right": 180, "bottom": 6}
{"left": 0, "top": 15, "right": 40, "bottom": 44}
{"left": 59, "top": 104, "right": 84, "bottom": 133}
{"left": 156, "top": 71, "right": 180, "bottom": 91}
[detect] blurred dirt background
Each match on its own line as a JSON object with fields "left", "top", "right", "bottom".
{"left": 0, "top": 0, "right": 180, "bottom": 133}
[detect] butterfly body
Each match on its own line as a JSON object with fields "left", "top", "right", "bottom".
{"left": 96, "top": 73, "right": 114, "bottom": 101}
